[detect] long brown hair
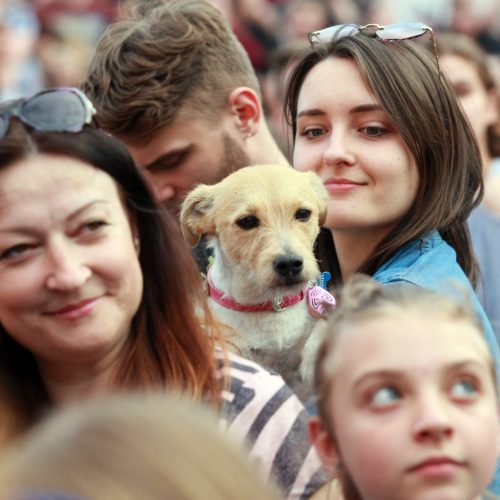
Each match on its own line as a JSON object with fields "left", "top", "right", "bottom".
{"left": 285, "top": 32, "right": 483, "bottom": 286}
{"left": 0, "top": 123, "right": 224, "bottom": 430}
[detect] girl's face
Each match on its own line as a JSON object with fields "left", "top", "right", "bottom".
{"left": 0, "top": 154, "right": 143, "bottom": 370}
{"left": 314, "top": 311, "right": 499, "bottom": 500}
{"left": 441, "top": 53, "right": 498, "bottom": 153}
{"left": 293, "top": 57, "right": 419, "bottom": 241}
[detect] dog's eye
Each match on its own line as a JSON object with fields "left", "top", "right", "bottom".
{"left": 295, "top": 209, "right": 312, "bottom": 221}
{"left": 237, "top": 216, "right": 260, "bottom": 230}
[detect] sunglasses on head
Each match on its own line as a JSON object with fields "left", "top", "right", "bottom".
{"left": 308, "top": 22, "right": 441, "bottom": 76}
{"left": 0, "top": 87, "right": 96, "bottom": 140}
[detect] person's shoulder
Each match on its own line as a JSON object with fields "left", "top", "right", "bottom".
{"left": 216, "top": 350, "right": 296, "bottom": 413}
{"left": 216, "top": 350, "right": 329, "bottom": 500}
{"left": 373, "top": 231, "right": 460, "bottom": 287}
{"left": 216, "top": 350, "right": 278, "bottom": 381}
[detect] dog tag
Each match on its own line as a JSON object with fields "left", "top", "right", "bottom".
{"left": 307, "top": 286, "right": 336, "bottom": 318}
{"left": 318, "top": 271, "right": 331, "bottom": 289}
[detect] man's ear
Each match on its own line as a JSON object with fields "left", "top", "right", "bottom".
{"left": 309, "top": 416, "right": 340, "bottom": 477}
{"left": 227, "top": 87, "right": 261, "bottom": 138}
{"left": 179, "top": 184, "right": 216, "bottom": 246}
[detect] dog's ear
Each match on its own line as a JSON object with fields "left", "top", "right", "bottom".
{"left": 306, "top": 171, "right": 328, "bottom": 226}
{"left": 180, "top": 184, "right": 216, "bottom": 246}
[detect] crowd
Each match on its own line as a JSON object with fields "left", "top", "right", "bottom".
{"left": 1, "top": 0, "right": 500, "bottom": 499}
{"left": 2, "top": 1, "right": 500, "bottom": 101}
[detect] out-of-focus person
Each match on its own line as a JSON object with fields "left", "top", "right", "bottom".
{"left": 0, "top": 1, "right": 45, "bottom": 101}
{"left": 439, "top": 31, "right": 500, "bottom": 342}
{"left": 0, "top": 393, "right": 283, "bottom": 500}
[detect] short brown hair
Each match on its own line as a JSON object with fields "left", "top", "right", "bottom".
{"left": 82, "top": 0, "right": 260, "bottom": 143}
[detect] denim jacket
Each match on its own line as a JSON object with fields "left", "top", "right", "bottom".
{"left": 373, "top": 229, "right": 500, "bottom": 495}
{"left": 373, "top": 229, "right": 499, "bottom": 360}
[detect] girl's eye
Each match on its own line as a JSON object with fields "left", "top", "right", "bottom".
{"left": 370, "top": 386, "right": 402, "bottom": 408}
{"left": 302, "top": 127, "right": 326, "bottom": 139}
{"left": 450, "top": 378, "right": 478, "bottom": 401}
{"left": 0, "top": 243, "right": 35, "bottom": 262}
{"left": 362, "top": 125, "right": 387, "bottom": 137}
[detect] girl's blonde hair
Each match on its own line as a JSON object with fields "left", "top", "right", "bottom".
{"left": 313, "top": 275, "right": 496, "bottom": 499}
{"left": 0, "top": 392, "right": 281, "bottom": 500}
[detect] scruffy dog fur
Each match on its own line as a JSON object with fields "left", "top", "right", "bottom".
{"left": 181, "top": 164, "right": 330, "bottom": 399}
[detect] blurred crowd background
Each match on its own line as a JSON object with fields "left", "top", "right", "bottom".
{"left": 2, "top": 0, "right": 500, "bottom": 152}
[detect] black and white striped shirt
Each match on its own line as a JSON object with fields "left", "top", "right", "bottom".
{"left": 217, "top": 352, "right": 328, "bottom": 499}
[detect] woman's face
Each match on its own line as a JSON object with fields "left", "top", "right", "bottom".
{"left": 441, "top": 53, "right": 498, "bottom": 155}
{"left": 316, "top": 311, "right": 499, "bottom": 500}
{"left": 0, "top": 154, "right": 143, "bottom": 367}
{"left": 293, "top": 57, "right": 419, "bottom": 241}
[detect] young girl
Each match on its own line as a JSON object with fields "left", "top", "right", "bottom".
{"left": 283, "top": 24, "right": 500, "bottom": 363}
{"left": 310, "top": 275, "right": 500, "bottom": 500}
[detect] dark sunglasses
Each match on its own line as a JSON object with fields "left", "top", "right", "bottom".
{"left": 308, "top": 22, "right": 441, "bottom": 76}
{"left": 0, "top": 87, "right": 96, "bottom": 139}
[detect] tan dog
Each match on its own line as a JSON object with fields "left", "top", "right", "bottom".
{"left": 180, "top": 164, "right": 334, "bottom": 400}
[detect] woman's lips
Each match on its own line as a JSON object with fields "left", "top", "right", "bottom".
{"left": 45, "top": 296, "right": 102, "bottom": 321}
{"left": 324, "top": 178, "right": 366, "bottom": 193}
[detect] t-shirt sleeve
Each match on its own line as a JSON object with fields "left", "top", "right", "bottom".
{"left": 219, "top": 354, "right": 329, "bottom": 499}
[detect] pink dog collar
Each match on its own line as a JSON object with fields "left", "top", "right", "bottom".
{"left": 206, "top": 270, "right": 306, "bottom": 312}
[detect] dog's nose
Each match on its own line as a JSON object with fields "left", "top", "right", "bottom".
{"left": 273, "top": 255, "right": 303, "bottom": 278}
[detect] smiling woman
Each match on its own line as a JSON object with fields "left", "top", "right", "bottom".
{"left": 0, "top": 154, "right": 143, "bottom": 365}
{"left": 285, "top": 24, "right": 482, "bottom": 288}
{"left": 284, "top": 25, "right": 500, "bottom": 494}
{"left": 0, "top": 88, "right": 328, "bottom": 500}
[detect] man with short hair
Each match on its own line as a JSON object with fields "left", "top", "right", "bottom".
{"left": 82, "top": 0, "right": 288, "bottom": 216}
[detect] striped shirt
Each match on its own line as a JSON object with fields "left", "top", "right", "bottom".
{"left": 217, "top": 352, "right": 328, "bottom": 499}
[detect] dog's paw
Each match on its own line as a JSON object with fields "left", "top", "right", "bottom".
{"left": 300, "top": 321, "right": 329, "bottom": 384}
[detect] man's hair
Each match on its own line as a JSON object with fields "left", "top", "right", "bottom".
{"left": 82, "top": 0, "right": 260, "bottom": 143}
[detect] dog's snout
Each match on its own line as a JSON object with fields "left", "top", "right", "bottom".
{"left": 273, "top": 255, "right": 303, "bottom": 278}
